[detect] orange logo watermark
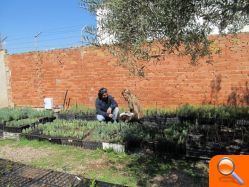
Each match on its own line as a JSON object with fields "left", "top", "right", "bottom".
{"left": 209, "top": 155, "right": 249, "bottom": 186}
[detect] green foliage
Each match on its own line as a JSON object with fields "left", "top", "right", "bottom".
{"left": 121, "top": 124, "right": 150, "bottom": 142}
{"left": 22, "top": 127, "right": 33, "bottom": 134}
{"left": 176, "top": 104, "right": 198, "bottom": 118}
{"left": 145, "top": 105, "right": 215, "bottom": 118}
{"left": 91, "top": 122, "right": 128, "bottom": 143}
{"left": 82, "top": 0, "right": 249, "bottom": 73}
{"left": 195, "top": 105, "right": 229, "bottom": 119}
{"left": 22, "top": 104, "right": 249, "bottom": 145}
{"left": 23, "top": 119, "right": 148, "bottom": 144}
{"left": 60, "top": 104, "right": 95, "bottom": 115}
{"left": 91, "top": 122, "right": 153, "bottom": 143}
{"left": 176, "top": 104, "right": 249, "bottom": 120}
{"left": 222, "top": 105, "right": 249, "bottom": 119}
{"left": 26, "top": 109, "right": 53, "bottom": 118}
{"left": 29, "top": 120, "right": 99, "bottom": 139}
{"left": 90, "top": 179, "right": 96, "bottom": 187}
{"left": 0, "top": 108, "right": 28, "bottom": 122}
{"left": 177, "top": 104, "right": 221, "bottom": 119}
{"left": 0, "top": 138, "right": 138, "bottom": 186}
{"left": 6, "top": 118, "right": 39, "bottom": 128}
{"left": 144, "top": 108, "right": 176, "bottom": 117}
{"left": 0, "top": 107, "right": 54, "bottom": 123}
{"left": 43, "top": 120, "right": 91, "bottom": 139}
{"left": 164, "top": 122, "right": 190, "bottom": 144}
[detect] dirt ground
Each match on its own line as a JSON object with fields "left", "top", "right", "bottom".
{"left": 0, "top": 145, "right": 54, "bottom": 164}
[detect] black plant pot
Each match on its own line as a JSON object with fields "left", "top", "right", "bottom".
{"left": 75, "top": 113, "right": 96, "bottom": 121}
{"left": 154, "top": 140, "right": 186, "bottom": 156}
{"left": 3, "top": 124, "right": 31, "bottom": 133}
{"left": 61, "top": 138, "right": 83, "bottom": 147}
{"left": 141, "top": 140, "right": 155, "bottom": 151}
{"left": 23, "top": 133, "right": 49, "bottom": 142}
{"left": 179, "top": 116, "right": 196, "bottom": 123}
{"left": 82, "top": 141, "right": 102, "bottom": 150}
{"left": 79, "top": 178, "right": 127, "bottom": 187}
{"left": 197, "top": 118, "right": 216, "bottom": 125}
{"left": 57, "top": 113, "right": 68, "bottom": 120}
{"left": 38, "top": 116, "right": 56, "bottom": 124}
{"left": 50, "top": 137, "right": 62, "bottom": 144}
{"left": 235, "top": 119, "right": 249, "bottom": 127}
{"left": 125, "top": 138, "right": 143, "bottom": 152}
{"left": 0, "top": 121, "right": 5, "bottom": 130}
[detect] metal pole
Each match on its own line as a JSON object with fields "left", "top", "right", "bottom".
{"left": 0, "top": 35, "right": 7, "bottom": 51}
{"left": 34, "top": 32, "right": 42, "bottom": 51}
{"left": 63, "top": 90, "right": 68, "bottom": 110}
{"left": 0, "top": 34, "right": 1, "bottom": 50}
{"left": 81, "top": 26, "right": 86, "bottom": 46}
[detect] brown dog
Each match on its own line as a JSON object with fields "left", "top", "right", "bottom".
{"left": 120, "top": 89, "right": 143, "bottom": 122}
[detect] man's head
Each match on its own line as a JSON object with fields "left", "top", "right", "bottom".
{"left": 98, "top": 87, "right": 108, "bottom": 100}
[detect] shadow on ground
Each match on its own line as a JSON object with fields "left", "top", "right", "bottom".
{"left": 126, "top": 152, "right": 208, "bottom": 187}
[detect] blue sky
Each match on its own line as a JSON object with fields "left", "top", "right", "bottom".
{"left": 0, "top": 0, "right": 96, "bottom": 54}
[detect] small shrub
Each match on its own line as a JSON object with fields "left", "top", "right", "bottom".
{"left": 0, "top": 107, "right": 54, "bottom": 123}
{"left": 91, "top": 122, "right": 127, "bottom": 143}
{"left": 30, "top": 120, "right": 98, "bottom": 139}
{"left": 177, "top": 104, "right": 197, "bottom": 118}
{"left": 60, "top": 104, "right": 95, "bottom": 115}
{"left": 6, "top": 118, "right": 39, "bottom": 128}
{"left": 27, "top": 109, "right": 54, "bottom": 118}
{"left": 164, "top": 122, "right": 191, "bottom": 144}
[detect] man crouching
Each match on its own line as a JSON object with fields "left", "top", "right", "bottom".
{"left": 96, "top": 88, "right": 119, "bottom": 122}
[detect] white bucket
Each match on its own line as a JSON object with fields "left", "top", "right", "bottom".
{"left": 44, "top": 98, "right": 53, "bottom": 109}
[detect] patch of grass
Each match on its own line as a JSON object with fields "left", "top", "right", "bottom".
{"left": 0, "top": 138, "right": 208, "bottom": 186}
{"left": 0, "top": 138, "right": 137, "bottom": 186}
{"left": 86, "top": 168, "right": 136, "bottom": 187}
{"left": 125, "top": 153, "right": 208, "bottom": 186}
{"left": 0, "top": 139, "right": 17, "bottom": 146}
{"left": 11, "top": 138, "right": 54, "bottom": 149}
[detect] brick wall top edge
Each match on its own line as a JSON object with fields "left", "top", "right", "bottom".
{"left": 7, "top": 45, "right": 99, "bottom": 57}
{"left": 7, "top": 33, "right": 249, "bottom": 57}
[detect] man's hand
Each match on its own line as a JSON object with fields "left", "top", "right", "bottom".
{"left": 107, "top": 107, "right": 112, "bottom": 114}
{"left": 108, "top": 114, "right": 113, "bottom": 118}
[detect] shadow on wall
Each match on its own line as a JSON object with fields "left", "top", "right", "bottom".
{"left": 210, "top": 74, "right": 222, "bottom": 105}
{"left": 227, "top": 81, "right": 249, "bottom": 106}
{"left": 203, "top": 74, "right": 222, "bottom": 105}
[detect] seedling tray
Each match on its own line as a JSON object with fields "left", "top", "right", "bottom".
{"left": 0, "top": 158, "right": 26, "bottom": 177}
{"left": 3, "top": 116, "right": 56, "bottom": 133}
{"left": 38, "top": 116, "right": 56, "bottom": 124}
{"left": 186, "top": 148, "right": 218, "bottom": 160}
{"left": 186, "top": 121, "right": 249, "bottom": 159}
{"left": 23, "top": 133, "right": 126, "bottom": 152}
{"left": 3, "top": 124, "right": 32, "bottom": 133}
{"left": 57, "top": 113, "right": 96, "bottom": 121}
{"left": 75, "top": 114, "right": 96, "bottom": 121}
{"left": 27, "top": 170, "right": 81, "bottom": 187}
{"left": 0, "top": 122, "right": 5, "bottom": 129}
{"left": 0, "top": 159, "right": 126, "bottom": 187}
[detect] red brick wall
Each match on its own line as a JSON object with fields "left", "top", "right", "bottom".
{"left": 6, "top": 33, "right": 249, "bottom": 109}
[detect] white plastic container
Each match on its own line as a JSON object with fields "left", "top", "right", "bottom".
{"left": 102, "top": 142, "right": 125, "bottom": 153}
{"left": 44, "top": 98, "right": 53, "bottom": 109}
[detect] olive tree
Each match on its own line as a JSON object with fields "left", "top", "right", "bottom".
{"left": 81, "top": 0, "right": 249, "bottom": 75}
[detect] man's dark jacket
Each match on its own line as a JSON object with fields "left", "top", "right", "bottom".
{"left": 95, "top": 95, "right": 118, "bottom": 117}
